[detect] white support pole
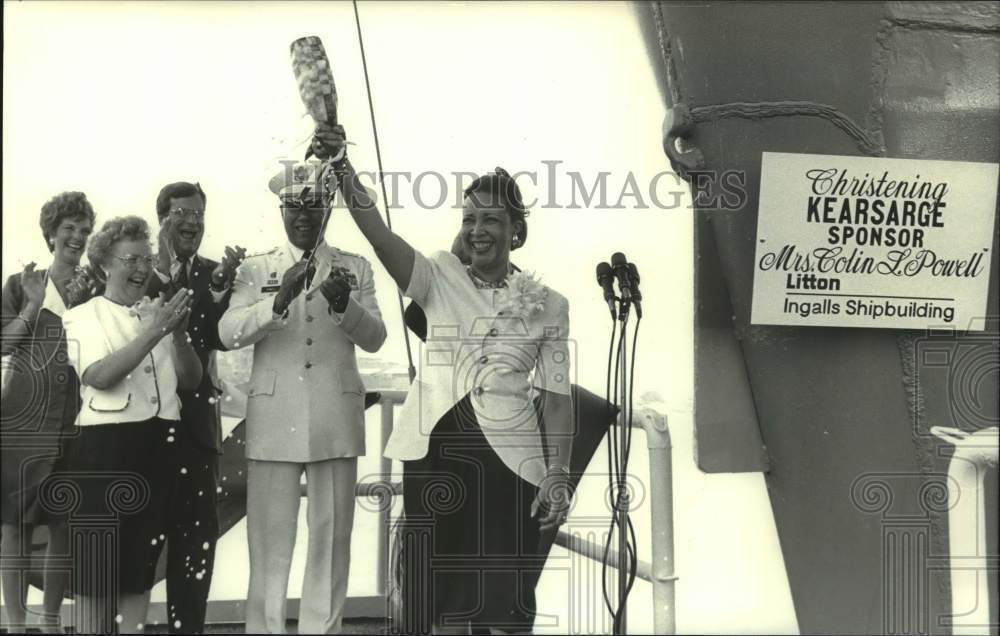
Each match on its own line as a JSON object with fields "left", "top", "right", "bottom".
{"left": 376, "top": 391, "right": 406, "bottom": 600}
{"left": 638, "top": 408, "right": 677, "bottom": 635}
{"left": 930, "top": 426, "right": 999, "bottom": 636}
{"left": 377, "top": 396, "right": 398, "bottom": 597}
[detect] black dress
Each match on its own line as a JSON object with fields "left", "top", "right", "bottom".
{"left": 396, "top": 394, "right": 545, "bottom": 634}
{"left": 0, "top": 271, "right": 79, "bottom": 525}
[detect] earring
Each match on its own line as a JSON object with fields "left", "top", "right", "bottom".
{"left": 511, "top": 236, "right": 520, "bottom": 248}
{"left": 49, "top": 238, "right": 55, "bottom": 246}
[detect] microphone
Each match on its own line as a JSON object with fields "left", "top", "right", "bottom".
{"left": 610, "top": 252, "right": 633, "bottom": 302}
{"left": 627, "top": 262, "right": 643, "bottom": 318}
{"left": 596, "top": 262, "right": 617, "bottom": 319}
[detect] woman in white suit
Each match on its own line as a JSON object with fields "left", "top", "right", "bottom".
{"left": 62, "top": 216, "right": 202, "bottom": 634}
{"left": 314, "top": 125, "right": 574, "bottom": 635}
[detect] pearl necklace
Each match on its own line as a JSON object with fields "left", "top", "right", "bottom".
{"left": 465, "top": 264, "right": 512, "bottom": 289}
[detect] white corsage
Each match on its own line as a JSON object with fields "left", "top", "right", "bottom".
{"left": 497, "top": 270, "right": 548, "bottom": 320}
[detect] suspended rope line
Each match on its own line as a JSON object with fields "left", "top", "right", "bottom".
{"left": 352, "top": 0, "right": 416, "bottom": 383}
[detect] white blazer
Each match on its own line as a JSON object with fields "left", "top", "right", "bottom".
{"left": 385, "top": 250, "right": 572, "bottom": 486}
{"left": 63, "top": 296, "right": 182, "bottom": 426}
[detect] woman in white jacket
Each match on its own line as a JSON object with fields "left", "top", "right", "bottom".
{"left": 314, "top": 124, "right": 575, "bottom": 635}
{"left": 62, "top": 216, "right": 202, "bottom": 634}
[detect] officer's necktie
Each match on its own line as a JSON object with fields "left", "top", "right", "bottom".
{"left": 301, "top": 250, "right": 313, "bottom": 288}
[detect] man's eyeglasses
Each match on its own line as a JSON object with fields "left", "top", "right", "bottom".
{"left": 114, "top": 254, "right": 154, "bottom": 269}
{"left": 169, "top": 207, "right": 205, "bottom": 221}
{"left": 280, "top": 198, "right": 328, "bottom": 214}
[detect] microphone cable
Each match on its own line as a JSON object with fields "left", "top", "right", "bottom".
{"left": 601, "top": 309, "right": 619, "bottom": 621}
{"left": 600, "top": 297, "right": 642, "bottom": 633}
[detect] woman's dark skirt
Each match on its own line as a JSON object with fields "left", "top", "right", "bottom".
{"left": 58, "top": 418, "right": 176, "bottom": 597}
{"left": 0, "top": 436, "right": 74, "bottom": 525}
{"left": 0, "top": 315, "right": 80, "bottom": 526}
{"left": 395, "top": 395, "right": 545, "bottom": 634}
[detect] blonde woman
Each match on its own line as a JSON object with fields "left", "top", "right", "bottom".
{"left": 62, "top": 216, "right": 201, "bottom": 633}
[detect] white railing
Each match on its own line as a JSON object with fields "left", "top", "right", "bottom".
{"left": 19, "top": 390, "right": 677, "bottom": 634}
{"left": 930, "top": 426, "right": 999, "bottom": 636}
{"left": 344, "top": 392, "right": 678, "bottom": 635}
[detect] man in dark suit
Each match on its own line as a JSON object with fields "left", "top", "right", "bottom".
{"left": 147, "top": 182, "right": 245, "bottom": 634}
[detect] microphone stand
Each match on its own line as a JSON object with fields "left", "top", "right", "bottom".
{"left": 602, "top": 289, "right": 641, "bottom": 635}
{"left": 616, "top": 298, "right": 631, "bottom": 635}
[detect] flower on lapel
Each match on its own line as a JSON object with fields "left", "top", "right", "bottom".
{"left": 497, "top": 270, "right": 548, "bottom": 320}
{"left": 65, "top": 264, "right": 102, "bottom": 309}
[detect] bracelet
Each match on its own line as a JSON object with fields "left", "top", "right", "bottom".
{"left": 546, "top": 464, "right": 570, "bottom": 476}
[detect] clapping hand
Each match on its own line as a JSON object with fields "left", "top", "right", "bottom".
{"left": 155, "top": 216, "right": 176, "bottom": 275}
{"left": 273, "top": 259, "right": 315, "bottom": 315}
{"left": 211, "top": 245, "right": 247, "bottom": 290}
{"left": 141, "top": 288, "right": 192, "bottom": 340}
{"left": 20, "top": 262, "right": 47, "bottom": 308}
{"left": 320, "top": 267, "right": 355, "bottom": 314}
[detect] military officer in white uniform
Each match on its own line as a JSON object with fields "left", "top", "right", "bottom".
{"left": 218, "top": 161, "right": 386, "bottom": 634}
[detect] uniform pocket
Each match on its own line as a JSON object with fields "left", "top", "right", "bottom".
{"left": 248, "top": 369, "right": 277, "bottom": 397}
{"left": 338, "top": 366, "right": 365, "bottom": 396}
{"left": 88, "top": 387, "right": 132, "bottom": 412}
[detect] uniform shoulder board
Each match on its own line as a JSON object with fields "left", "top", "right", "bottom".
{"left": 337, "top": 249, "right": 368, "bottom": 262}
{"left": 246, "top": 247, "right": 281, "bottom": 259}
